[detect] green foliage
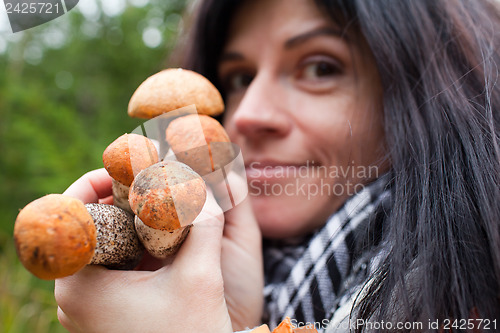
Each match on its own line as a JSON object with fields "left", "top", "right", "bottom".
{"left": 0, "top": 234, "right": 65, "bottom": 333}
{"left": 0, "top": 1, "right": 187, "bottom": 331}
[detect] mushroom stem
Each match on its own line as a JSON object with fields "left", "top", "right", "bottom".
{"left": 111, "top": 179, "right": 133, "bottom": 214}
{"left": 134, "top": 216, "right": 191, "bottom": 259}
{"left": 86, "top": 203, "right": 144, "bottom": 270}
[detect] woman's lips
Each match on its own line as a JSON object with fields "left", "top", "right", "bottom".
{"left": 245, "top": 160, "right": 315, "bottom": 181}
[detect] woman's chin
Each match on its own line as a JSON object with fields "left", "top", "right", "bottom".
{"left": 249, "top": 193, "right": 331, "bottom": 239}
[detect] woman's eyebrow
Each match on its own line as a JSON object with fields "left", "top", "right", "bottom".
{"left": 219, "top": 52, "right": 245, "bottom": 63}
{"left": 284, "top": 26, "right": 344, "bottom": 49}
{"left": 219, "top": 27, "right": 344, "bottom": 63}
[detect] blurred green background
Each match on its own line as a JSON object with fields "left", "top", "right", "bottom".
{"left": 0, "top": 0, "right": 188, "bottom": 331}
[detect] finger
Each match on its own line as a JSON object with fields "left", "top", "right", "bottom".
{"left": 55, "top": 265, "right": 155, "bottom": 333}
{"left": 224, "top": 194, "right": 260, "bottom": 239}
{"left": 134, "top": 252, "right": 171, "bottom": 271}
{"left": 207, "top": 170, "right": 247, "bottom": 210}
{"left": 55, "top": 265, "right": 112, "bottom": 301}
{"left": 54, "top": 265, "right": 113, "bottom": 319}
{"left": 224, "top": 195, "right": 254, "bottom": 225}
{"left": 193, "top": 189, "right": 224, "bottom": 225}
{"left": 223, "top": 197, "right": 262, "bottom": 277}
{"left": 57, "top": 307, "right": 81, "bottom": 333}
{"left": 173, "top": 190, "right": 225, "bottom": 272}
{"left": 207, "top": 171, "right": 260, "bottom": 242}
{"left": 98, "top": 195, "right": 114, "bottom": 205}
{"left": 223, "top": 170, "right": 250, "bottom": 208}
{"left": 63, "top": 169, "right": 113, "bottom": 204}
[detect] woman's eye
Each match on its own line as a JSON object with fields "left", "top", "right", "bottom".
{"left": 223, "top": 72, "right": 254, "bottom": 94}
{"left": 294, "top": 56, "right": 343, "bottom": 92}
{"left": 303, "top": 62, "right": 337, "bottom": 79}
{"left": 297, "top": 57, "right": 342, "bottom": 82}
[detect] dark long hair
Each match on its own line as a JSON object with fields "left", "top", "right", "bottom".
{"left": 180, "top": 0, "right": 500, "bottom": 329}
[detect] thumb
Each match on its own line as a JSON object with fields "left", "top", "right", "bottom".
{"left": 172, "top": 190, "right": 225, "bottom": 272}
{"left": 224, "top": 193, "right": 261, "bottom": 248}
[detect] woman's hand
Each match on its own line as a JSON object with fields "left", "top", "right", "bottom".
{"left": 212, "top": 174, "right": 264, "bottom": 330}
{"left": 55, "top": 169, "right": 263, "bottom": 332}
{"left": 63, "top": 168, "right": 114, "bottom": 205}
{"left": 56, "top": 168, "right": 232, "bottom": 332}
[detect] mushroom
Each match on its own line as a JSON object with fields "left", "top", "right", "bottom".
{"left": 272, "top": 317, "right": 294, "bottom": 333}
{"left": 128, "top": 68, "right": 224, "bottom": 119}
{"left": 14, "top": 194, "right": 96, "bottom": 280}
{"left": 165, "top": 114, "right": 234, "bottom": 178}
{"left": 102, "top": 133, "right": 158, "bottom": 213}
{"left": 14, "top": 195, "right": 145, "bottom": 279}
{"left": 86, "top": 203, "right": 144, "bottom": 270}
{"left": 127, "top": 68, "right": 226, "bottom": 159}
{"left": 15, "top": 69, "right": 238, "bottom": 281}
{"left": 129, "top": 160, "right": 206, "bottom": 258}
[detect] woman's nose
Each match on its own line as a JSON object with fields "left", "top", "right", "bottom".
{"left": 230, "top": 73, "right": 292, "bottom": 140}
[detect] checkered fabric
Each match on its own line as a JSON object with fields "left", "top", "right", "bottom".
{"left": 261, "top": 175, "right": 392, "bottom": 331}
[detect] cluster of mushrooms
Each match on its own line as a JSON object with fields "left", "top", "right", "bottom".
{"left": 13, "top": 68, "right": 235, "bottom": 280}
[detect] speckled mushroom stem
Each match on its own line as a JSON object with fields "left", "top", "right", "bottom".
{"left": 86, "top": 203, "right": 144, "bottom": 270}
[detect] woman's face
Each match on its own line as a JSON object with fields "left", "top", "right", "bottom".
{"left": 219, "top": 0, "right": 387, "bottom": 238}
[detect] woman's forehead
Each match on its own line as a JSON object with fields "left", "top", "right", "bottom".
{"left": 225, "top": 0, "right": 339, "bottom": 47}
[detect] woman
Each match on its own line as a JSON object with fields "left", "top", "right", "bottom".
{"left": 55, "top": 0, "right": 500, "bottom": 332}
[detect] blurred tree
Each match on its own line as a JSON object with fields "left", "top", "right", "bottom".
{"left": 0, "top": 2, "right": 189, "bottom": 331}
{"left": 0, "top": 0, "right": 187, "bottom": 234}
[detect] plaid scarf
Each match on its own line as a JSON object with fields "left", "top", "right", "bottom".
{"left": 262, "top": 175, "right": 392, "bottom": 330}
